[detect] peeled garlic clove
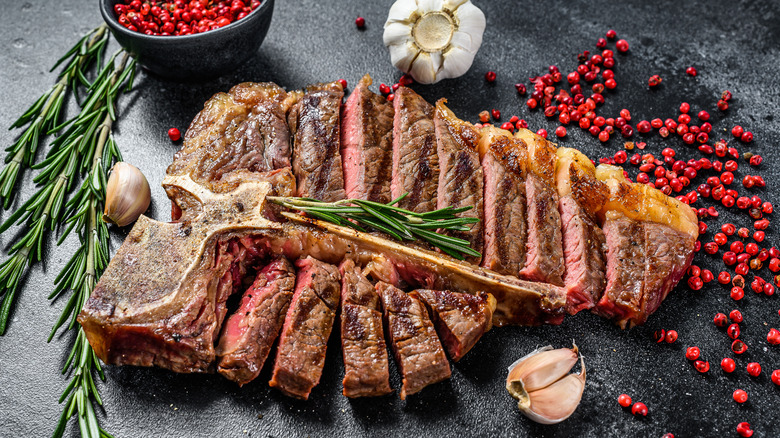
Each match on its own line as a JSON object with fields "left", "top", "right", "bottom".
{"left": 506, "top": 344, "right": 586, "bottom": 424}
{"left": 383, "top": 0, "right": 486, "bottom": 84}
{"left": 517, "top": 364, "right": 586, "bottom": 425}
{"left": 103, "top": 162, "right": 151, "bottom": 227}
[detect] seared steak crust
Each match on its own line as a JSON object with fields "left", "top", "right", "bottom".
{"left": 269, "top": 257, "right": 341, "bottom": 399}
{"left": 411, "top": 289, "right": 494, "bottom": 362}
{"left": 479, "top": 129, "right": 527, "bottom": 275}
{"left": 341, "top": 74, "right": 395, "bottom": 204}
{"left": 434, "top": 100, "right": 484, "bottom": 264}
{"left": 339, "top": 260, "right": 393, "bottom": 397}
{"left": 377, "top": 282, "right": 451, "bottom": 399}
{"left": 390, "top": 87, "right": 439, "bottom": 213}
{"left": 216, "top": 257, "right": 295, "bottom": 386}
{"left": 289, "top": 82, "right": 347, "bottom": 202}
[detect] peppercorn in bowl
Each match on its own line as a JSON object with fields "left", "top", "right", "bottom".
{"left": 100, "top": 0, "right": 275, "bottom": 80}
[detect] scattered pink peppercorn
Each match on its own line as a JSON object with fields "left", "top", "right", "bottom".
{"left": 721, "top": 358, "right": 736, "bottom": 373}
{"left": 648, "top": 75, "right": 662, "bottom": 87}
{"left": 686, "top": 66, "right": 697, "bottom": 76}
{"left": 631, "top": 402, "right": 648, "bottom": 416}
{"left": 732, "top": 339, "right": 748, "bottom": 354}
{"left": 665, "top": 330, "right": 678, "bottom": 343}
{"left": 746, "top": 362, "right": 761, "bottom": 377}
{"left": 615, "top": 39, "right": 629, "bottom": 52}
{"left": 618, "top": 393, "right": 632, "bottom": 407}
{"left": 337, "top": 78, "right": 348, "bottom": 89}
{"left": 685, "top": 346, "right": 700, "bottom": 360}
{"left": 772, "top": 369, "right": 780, "bottom": 386}
{"left": 355, "top": 16, "right": 365, "bottom": 28}
{"left": 606, "top": 29, "right": 617, "bottom": 39}
{"left": 694, "top": 360, "right": 710, "bottom": 373}
{"left": 736, "top": 422, "right": 754, "bottom": 438}
{"left": 733, "top": 389, "right": 748, "bottom": 403}
{"left": 168, "top": 127, "right": 181, "bottom": 142}
{"left": 485, "top": 71, "right": 496, "bottom": 82}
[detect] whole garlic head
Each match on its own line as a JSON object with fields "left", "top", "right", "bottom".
{"left": 506, "top": 344, "right": 586, "bottom": 424}
{"left": 102, "top": 162, "right": 151, "bottom": 227}
{"left": 384, "top": 0, "right": 486, "bottom": 84}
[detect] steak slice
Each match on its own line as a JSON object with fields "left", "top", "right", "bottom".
{"left": 377, "top": 282, "right": 451, "bottom": 399}
{"left": 216, "top": 257, "right": 295, "bottom": 386}
{"left": 594, "top": 165, "right": 698, "bottom": 327}
{"left": 434, "top": 99, "right": 484, "bottom": 264}
{"left": 515, "top": 129, "right": 565, "bottom": 287}
{"left": 269, "top": 257, "right": 341, "bottom": 399}
{"left": 340, "top": 74, "right": 395, "bottom": 204}
{"left": 390, "top": 87, "right": 439, "bottom": 213}
{"left": 477, "top": 126, "right": 527, "bottom": 276}
{"left": 410, "top": 290, "right": 495, "bottom": 362}
{"left": 595, "top": 217, "right": 695, "bottom": 327}
{"left": 555, "top": 148, "right": 608, "bottom": 314}
{"left": 289, "top": 81, "right": 346, "bottom": 202}
{"left": 339, "top": 259, "right": 393, "bottom": 398}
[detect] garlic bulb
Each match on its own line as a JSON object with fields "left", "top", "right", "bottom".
{"left": 103, "top": 162, "right": 151, "bottom": 227}
{"left": 506, "top": 344, "right": 586, "bottom": 424}
{"left": 383, "top": 0, "right": 486, "bottom": 84}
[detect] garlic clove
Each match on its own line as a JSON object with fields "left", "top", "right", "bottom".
{"left": 102, "top": 162, "right": 151, "bottom": 227}
{"left": 410, "top": 52, "right": 437, "bottom": 85}
{"left": 417, "top": 0, "right": 443, "bottom": 14}
{"left": 439, "top": 46, "right": 472, "bottom": 81}
{"left": 506, "top": 345, "right": 579, "bottom": 393}
{"left": 383, "top": 21, "right": 413, "bottom": 46}
{"left": 506, "top": 344, "right": 586, "bottom": 425}
{"left": 517, "top": 364, "right": 586, "bottom": 425}
{"left": 388, "top": 42, "right": 419, "bottom": 73}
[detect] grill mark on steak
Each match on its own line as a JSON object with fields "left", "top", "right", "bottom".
{"left": 478, "top": 128, "right": 527, "bottom": 275}
{"left": 434, "top": 100, "right": 484, "bottom": 264}
{"left": 376, "top": 282, "right": 451, "bottom": 399}
{"left": 520, "top": 175, "right": 565, "bottom": 286}
{"left": 289, "top": 82, "right": 346, "bottom": 202}
{"left": 515, "top": 130, "right": 565, "bottom": 287}
{"left": 339, "top": 259, "right": 393, "bottom": 397}
{"left": 410, "top": 290, "right": 494, "bottom": 362}
{"left": 390, "top": 87, "right": 439, "bottom": 213}
{"left": 341, "top": 74, "right": 395, "bottom": 204}
{"left": 216, "top": 257, "right": 295, "bottom": 386}
{"left": 269, "top": 257, "right": 341, "bottom": 399}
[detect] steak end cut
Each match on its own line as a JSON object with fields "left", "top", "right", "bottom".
{"left": 411, "top": 289, "right": 495, "bottom": 362}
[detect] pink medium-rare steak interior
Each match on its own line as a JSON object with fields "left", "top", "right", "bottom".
{"left": 340, "top": 74, "right": 395, "bottom": 204}
{"left": 216, "top": 257, "right": 296, "bottom": 386}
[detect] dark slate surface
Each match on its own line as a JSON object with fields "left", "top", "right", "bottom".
{"left": 1, "top": 0, "right": 779, "bottom": 437}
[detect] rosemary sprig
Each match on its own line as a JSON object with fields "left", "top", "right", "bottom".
{"left": 0, "top": 51, "right": 134, "bottom": 335}
{"left": 0, "top": 25, "right": 108, "bottom": 209}
{"left": 268, "top": 195, "right": 481, "bottom": 260}
{"left": 49, "top": 112, "right": 120, "bottom": 438}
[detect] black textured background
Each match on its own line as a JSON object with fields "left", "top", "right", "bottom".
{"left": 1, "top": 1, "right": 780, "bottom": 437}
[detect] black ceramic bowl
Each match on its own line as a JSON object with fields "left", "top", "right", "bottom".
{"left": 100, "top": 0, "right": 274, "bottom": 80}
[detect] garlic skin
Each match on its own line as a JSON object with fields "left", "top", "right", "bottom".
{"left": 506, "top": 344, "right": 586, "bottom": 425}
{"left": 384, "top": 0, "right": 486, "bottom": 84}
{"left": 103, "top": 162, "right": 151, "bottom": 227}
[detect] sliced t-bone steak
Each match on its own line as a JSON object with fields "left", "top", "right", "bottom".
{"left": 434, "top": 99, "right": 484, "bottom": 264}
{"left": 477, "top": 126, "right": 528, "bottom": 276}
{"left": 289, "top": 81, "right": 346, "bottom": 202}
{"left": 410, "top": 289, "right": 495, "bottom": 362}
{"left": 555, "top": 148, "right": 608, "bottom": 314}
{"left": 514, "top": 129, "right": 565, "bottom": 287}
{"left": 377, "top": 282, "right": 451, "bottom": 399}
{"left": 269, "top": 256, "right": 341, "bottom": 399}
{"left": 340, "top": 74, "right": 395, "bottom": 204}
{"left": 339, "top": 259, "right": 393, "bottom": 398}
{"left": 390, "top": 86, "right": 439, "bottom": 213}
{"left": 215, "top": 257, "right": 295, "bottom": 386}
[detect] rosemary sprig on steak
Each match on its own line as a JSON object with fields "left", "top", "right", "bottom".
{"left": 268, "top": 195, "right": 481, "bottom": 260}
{"left": 0, "top": 25, "right": 108, "bottom": 209}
